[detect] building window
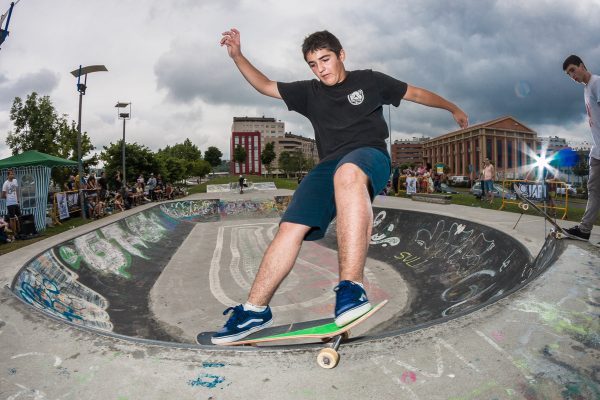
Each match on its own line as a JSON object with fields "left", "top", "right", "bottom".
{"left": 507, "top": 141, "right": 513, "bottom": 169}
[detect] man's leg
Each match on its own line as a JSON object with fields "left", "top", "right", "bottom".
{"left": 211, "top": 221, "right": 310, "bottom": 344}
{"left": 329, "top": 148, "right": 391, "bottom": 326}
{"left": 247, "top": 221, "right": 311, "bottom": 306}
{"left": 580, "top": 157, "right": 600, "bottom": 232}
{"left": 333, "top": 163, "right": 372, "bottom": 283}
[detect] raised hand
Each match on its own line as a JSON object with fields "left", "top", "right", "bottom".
{"left": 220, "top": 28, "right": 242, "bottom": 59}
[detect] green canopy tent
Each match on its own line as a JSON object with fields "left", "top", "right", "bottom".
{"left": 0, "top": 150, "right": 78, "bottom": 233}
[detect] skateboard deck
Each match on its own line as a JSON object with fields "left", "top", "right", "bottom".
{"left": 513, "top": 184, "right": 587, "bottom": 242}
{"left": 197, "top": 300, "right": 387, "bottom": 368}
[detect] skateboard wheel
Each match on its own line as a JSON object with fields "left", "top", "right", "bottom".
{"left": 317, "top": 348, "right": 340, "bottom": 369}
{"left": 519, "top": 203, "right": 529, "bottom": 211}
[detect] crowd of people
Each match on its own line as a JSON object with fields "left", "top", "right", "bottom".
{"left": 383, "top": 163, "right": 445, "bottom": 196}
{"left": 65, "top": 171, "right": 184, "bottom": 220}
{"left": 1, "top": 167, "right": 190, "bottom": 245}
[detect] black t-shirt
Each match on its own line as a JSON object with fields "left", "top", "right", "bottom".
{"left": 278, "top": 69, "right": 407, "bottom": 162}
{"left": 98, "top": 177, "right": 107, "bottom": 190}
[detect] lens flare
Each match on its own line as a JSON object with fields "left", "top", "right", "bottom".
{"left": 524, "top": 143, "right": 559, "bottom": 179}
{"left": 514, "top": 80, "right": 531, "bottom": 98}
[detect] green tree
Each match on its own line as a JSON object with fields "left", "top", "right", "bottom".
{"left": 157, "top": 138, "right": 201, "bottom": 161}
{"left": 573, "top": 158, "right": 590, "bottom": 193}
{"left": 278, "top": 151, "right": 303, "bottom": 178}
{"left": 233, "top": 145, "right": 247, "bottom": 173}
{"left": 7, "top": 93, "right": 59, "bottom": 155}
{"left": 157, "top": 138, "right": 203, "bottom": 177}
{"left": 204, "top": 146, "right": 223, "bottom": 175}
{"left": 190, "top": 159, "right": 212, "bottom": 178}
{"left": 7, "top": 92, "right": 96, "bottom": 187}
{"left": 158, "top": 156, "right": 188, "bottom": 184}
{"left": 100, "top": 141, "right": 160, "bottom": 187}
{"left": 261, "top": 142, "right": 276, "bottom": 176}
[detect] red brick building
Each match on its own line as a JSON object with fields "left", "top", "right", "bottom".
{"left": 422, "top": 116, "right": 537, "bottom": 179}
{"left": 230, "top": 132, "right": 261, "bottom": 175}
{"left": 390, "top": 137, "right": 429, "bottom": 168}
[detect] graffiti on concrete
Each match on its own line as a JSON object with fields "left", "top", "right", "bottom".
{"left": 13, "top": 250, "right": 112, "bottom": 330}
{"left": 159, "top": 197, "right": 291, "bottom": 222}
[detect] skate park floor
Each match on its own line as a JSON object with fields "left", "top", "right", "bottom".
{"left": 1, "top": 189, "right": 599, "bottom": 400}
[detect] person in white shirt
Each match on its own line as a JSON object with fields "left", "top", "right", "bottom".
{"left": 563, "top": 55, "right": 600, "bottom": 240}
{"left": 1, "top": 168, "right": 21, "bottom": 234}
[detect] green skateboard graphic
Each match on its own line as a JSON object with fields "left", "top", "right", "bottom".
{"left": 197, "top": 300, "right": 387, "bottom": 368}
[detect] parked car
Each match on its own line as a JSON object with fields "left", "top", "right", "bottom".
{"left": 439, "top": 183, "right": 459, "bottom": 194}
{"left": 470, "top": 181, "right": 516, "bottom": 200}
{"left": 450, "top": 175, "right": 469, "bottom": 185}
{"left": 555, "top": 184, "right": 576, "bottom": 195}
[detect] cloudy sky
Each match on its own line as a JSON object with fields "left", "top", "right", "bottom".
{"left": 1, "top": 0, "right": 599, "bottom": 162}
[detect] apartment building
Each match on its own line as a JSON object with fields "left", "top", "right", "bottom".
{"left": 232, "top": 116, "right": 285, "bottom": 138}
{"left": 230, "top": 116, "right": 318, "bottom": 175}
{"left": 390, "top": 137, "right": 430, "bottom": 167}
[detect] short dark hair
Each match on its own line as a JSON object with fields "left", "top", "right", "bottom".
{"left": 302, "top": 30, "right": 343, "bottom": 60}
{"left": 563, "top": 54, "right": 585, "bottom": 71}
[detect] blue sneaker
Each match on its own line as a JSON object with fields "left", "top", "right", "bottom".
{"left": 334, "top": 280, "right": 371, "bottom": 327}
{"left": 211, "top": 305, "right": 273, "bottom": 345}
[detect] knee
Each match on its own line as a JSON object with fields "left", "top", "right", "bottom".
{"left": 334, "top": 163, "right": 367, "bottom": 189}
{"left": 277, "top": 222, "right": 310, "bottom": 244}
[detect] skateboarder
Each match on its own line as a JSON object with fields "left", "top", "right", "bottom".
{"left": 2, "top": 168, "right": 20, "bottom": 236}
{"left": 562, "top": 55, "right": 600, "bottom": 240}
{"left": 211, "top": 28, "right": 468, "bottom": 344}
{"left": 238, "top": 175, "right": 244, "bottom": 194}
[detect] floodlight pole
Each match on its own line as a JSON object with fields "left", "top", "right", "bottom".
{"left": 71, "top": 64, "right": 108, "bottom": 220}
{"left": 115, "top": 102, "right": 131, "bottom": 186}
{"left": 122, "top": 118, "right": 126, "bottom": 183}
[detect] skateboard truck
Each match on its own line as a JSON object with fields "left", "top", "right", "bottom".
{"left": 317, "top": 332, "right": 349, "bottom": 369}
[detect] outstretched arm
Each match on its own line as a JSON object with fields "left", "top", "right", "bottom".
{"left": 220, "top": 28, "right": 281, "bottom": 99}
{"left": 404, "top": 85, "right": 469, "bottom": 129}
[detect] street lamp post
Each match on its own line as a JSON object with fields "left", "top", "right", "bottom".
{"left": 70, "top": 64, "right": 108, "bottom": 220}
{"left": 115, "top": 102, "right": 131, "bottom": 186}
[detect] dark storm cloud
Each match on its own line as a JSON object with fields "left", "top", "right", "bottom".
{"left": 153, "top": 0, "right": 600, "bottom": 139}
{"left": 343, "top": 0, "right": 599, "bottom": 131}
{"left": 0, "top": 69, "right": 60, "bottom": 107}
{"left": 154, "top": 39, "right": 285, "bottom": 110}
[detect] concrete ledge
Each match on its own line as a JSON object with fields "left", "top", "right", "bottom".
{"left": 410, "top": 193, "right": 452, "bottom": 204}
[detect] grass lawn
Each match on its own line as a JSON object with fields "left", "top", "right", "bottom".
{"left": 1, "top": 178, "right": 597, "bottom": 256}
{"left": 0, "top": 216, "right": 91, "bottom": 256}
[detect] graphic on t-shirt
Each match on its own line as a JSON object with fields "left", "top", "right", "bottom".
{"left": 347, "top": 89, "right": 364, "bottom": 105}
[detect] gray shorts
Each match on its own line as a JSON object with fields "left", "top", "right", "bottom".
{"left": 281, "top": 147, "right": 391, "bottom": 241}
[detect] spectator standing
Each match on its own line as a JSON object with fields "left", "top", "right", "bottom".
{"left": 147, "top": 173, "right": 157, "bottom": 201}
{"left": 392, "top": 165, "right": 400, "bottom": 194}
{"left": 114, "top": 171, "right": 123, "bottom": 191}
{"left": 562, "top": 55, "right": 600, "bottom": 240}
{"left": 64, "top": 175, "right": 75, "bottom": 191}
{"left": 482, "top": 158, "right": 496, "bottom": 204}
{"left": 2, "top": 169, "right": 21, "bottom": 235}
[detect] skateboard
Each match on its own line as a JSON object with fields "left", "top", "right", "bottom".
{"left": 197, "top": 300, "right": 387, "bottom": 369}
{"left": 513, "top": 183, "right": 587, "bottom": 242}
